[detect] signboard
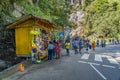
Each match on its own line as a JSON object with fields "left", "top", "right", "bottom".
{"left": 59, "top": 32, "right": 64, "bottom": 37}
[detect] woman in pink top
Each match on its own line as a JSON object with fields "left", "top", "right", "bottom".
{"left": 54, "top": 41, "right": 61, "bottom": 59}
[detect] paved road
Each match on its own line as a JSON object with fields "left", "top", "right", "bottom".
{"left": 5, "top": 45, "right": 120, "bottom": 80}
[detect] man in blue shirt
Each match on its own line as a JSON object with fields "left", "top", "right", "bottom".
{"left": 72, "top": 39, "right": 79, "bottom": 54}
{"left": 48, "top": 41, "right": 54, "bottom": 60}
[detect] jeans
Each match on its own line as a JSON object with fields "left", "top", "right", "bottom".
{"left": 74, "top": 49, "right": 78, "bottom": 54}
{"left": 74, "top": 46, "right": 78, "bottom": 54}
{"left": 66, "top": 49, "right": 70, "bottom": 56}
{"left": 48, "top": 49, "right": 53, "bottom": 60}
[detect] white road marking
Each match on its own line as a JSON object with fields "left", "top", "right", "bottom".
{"left": 81, "top": 54, "right": 89, "bottom": 59}
{"left": 95, "top": 54, "right": 103, "bottom": 62}
{"left": 78, "top": 61, "right": 116, "bottom": 69}
{"left": 91, "top": 62, "right": 100, "bottom": 66}
{"left": 102, "top": 54, "right": 107, "bottom": 57}
{"left": 102, "top": 65, "right": 116, "bottom": 69}
{"left": 90, "top": 64, "right": 107, "bottom": 80}
{"left": 106, "top": 56, "right": 119, "bottom": 64}
{"left": 115, "top": 57, "right": 120, "bottom": 61}
{"left": 78, "top": 61, "right": 87, "bottom": 64}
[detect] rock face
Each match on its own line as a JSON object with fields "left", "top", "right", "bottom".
{"left": 12, "top": 3, "right": 24, "bottom": 17}
{"left": 0, "top": 60, "right": 6, "bottom": 72}
{"left": 69, "top": 11, "right": 85, "bottom": 26}
{"left": 64, "top": 26, "right": 72, "bottom": 41}
{"left": 0, "top": 30, "right": 16, "bottom": 72}
{"left": 61, "top": 0, "right": 85, "bottom": 39}
{"left": 0, "top": 60, "right": 6, "bottom": 67}
{"left": 69, "top": 10, "right": 85, "bottom": 38}
{"left": 68, "top": 0, "right": 85, "bottom": 38}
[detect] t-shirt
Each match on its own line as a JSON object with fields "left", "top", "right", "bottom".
{"left": 65, "top": 42, "right": 70, "bottom": 49}
{"left": 48, "top": 44, "right": 54, "bottom": 49}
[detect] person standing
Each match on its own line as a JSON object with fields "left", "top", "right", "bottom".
{"left": 48, "top": 41, "right": 54, "bottom": 60}
{"left": 96, "top": 40, "right": 99, "bottom": 47}
{"left": 112, "top": 39, "right": 114, "bottom": 45}
{"left": 30, "top": 40, "right": 37, "bottom": 62}
{"left": 89, "top": 41, "right": 92, "bottom": 49}
{"left": 72, "top": 39, "right": 79, "bottom": 54}
{"left": 92, "top": 41, "right": 96, "bottom": 51}
{"left": 109, "top": 39, "right": 111, "bottom": 45}
{"left": 53, "top": 40, "right": 56, "bottom": 59}
{"left": 79, "top": 39, "right": 83, "bottom": 54}
{"left": 103, "top": 40, "right": 106, "bottom": 47}
{"left": 64, "top": 40, "right": 71, "bottom": 56}
{"left": 84, "top": 39, "right": 89, "bottom": 53}
{"left": 54, "top": 41, "right": 61, "bottom": 59}
{"left": 101, "top": 40, "right": 104, "bottom": 48}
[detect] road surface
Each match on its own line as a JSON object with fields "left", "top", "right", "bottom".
{"left": 5, "top": 45, "right": 120, "bottom": 80}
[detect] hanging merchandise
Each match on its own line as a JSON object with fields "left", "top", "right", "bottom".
{"left": 30, "top": 38, "right": 37, "bottom": 62}
{"left": 39, "top": 30, "right": 48, "bottom": 59}
{"left": 31, "top": 29, "right": 49, "bottom": 60}
{"left": 30, "top": 30, "right": 40, "bottom": 35}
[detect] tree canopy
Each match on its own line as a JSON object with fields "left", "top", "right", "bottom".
{"left": 84, "top": 0, "right": 120, "bottom": 38}
{"left": 0, "top": 0, "right": 72, "bottom": 29}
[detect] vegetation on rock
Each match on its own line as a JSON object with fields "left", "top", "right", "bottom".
{"left": 83, "top": 0, "right": 120, "bottom": 38}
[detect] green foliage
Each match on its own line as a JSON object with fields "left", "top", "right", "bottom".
{"left": 37, "top": 0, "right": 71, "bottom": 26}
{"left": 84, "top": 0, "right": 120, "bottom": 38}
{"left": 0, "top": 0, "right": 71, "bottom": 29}
{"left": 0, "top": 0, "right": 14, "bottom": 28}
{"left": 19, "top": 0, "right": 71, "bottom": 26}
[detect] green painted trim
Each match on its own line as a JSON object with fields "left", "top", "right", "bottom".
{"left": 17, "top": 53, "right": 31, "bottom": 57}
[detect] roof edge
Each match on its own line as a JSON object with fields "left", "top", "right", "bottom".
{"left": 6, "top": 14, "right": 34, "bottom": 29}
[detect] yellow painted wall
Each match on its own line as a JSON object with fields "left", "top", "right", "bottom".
{"left": 16, "top": 28, "right": 28, "bottom": 54}
{"left": 15, "top": 20, "right": 34, "bottom": 56}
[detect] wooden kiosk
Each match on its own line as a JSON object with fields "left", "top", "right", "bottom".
{"left": 6, "top": 14, "right": 58, "bottom": 59}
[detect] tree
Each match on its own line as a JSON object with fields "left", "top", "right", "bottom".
{"left": 84, "top": 0, "right": 120, "bottom": 38}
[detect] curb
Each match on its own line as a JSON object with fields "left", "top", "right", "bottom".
{"left": 0, "top": 60, "right": 31, "bottom": 80}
